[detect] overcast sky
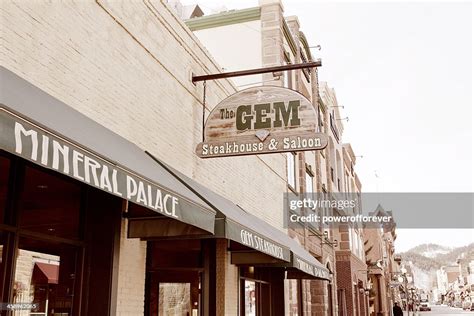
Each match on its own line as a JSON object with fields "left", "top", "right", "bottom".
{"left": 181, "top": 0, "right": 473, "bottom": 252}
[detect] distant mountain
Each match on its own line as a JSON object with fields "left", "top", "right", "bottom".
{"left": 436, "top": 243, "right": 474, "bottom": 265}
{"left": 397, "top": 243, "right": 474, "bottom": 290}
{"left": 399, "top": 251, "right": 442, "bottom": 271}
{"left": 407, "top": 244, "right": 452, "bottom": 259}
{"left": 399, "top": 243, "right": 474, "bottom": 268}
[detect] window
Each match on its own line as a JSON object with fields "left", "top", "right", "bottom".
{"left": 337, "top": 178, "right": 341, "bottom": 192}
{"left": 330, "top": 167, "right": 334, "bottom": 183}
{"left": 305, "top": 168, "right": 314, "bottom": 202}
{"left": 283, "top": 70, "right": 290, "bottom": 89}
{"left": 0, "top": 155, "right": 122, "bottom": 315}
{"left": 345, "top": 172, "right": 350, "bottom": 192}
{"left": 287, "top": 153, "right": 296, "bottom": 190}
{"left": 240, "top": 267, "right": 275, "bottom": 316}
{"left": 282, "top": 51, "right": 292, "bottom": 89}
{"left": 13, "top": 237, "right": 80, "bottom": 316}
{"left": 330, "top": 113, "right": 339, "bottom": 142}
{"left": 18, "top": 166, "right": 82, "bottom": 240}
{"left": 243, "top": 280, "right": 256, "bottom": 315}
{"left": 305, "top": 171, "right": 314, "bottom": 196}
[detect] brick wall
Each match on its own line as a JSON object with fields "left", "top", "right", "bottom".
{"left": 115, "top": 219, "right": 147, "bottom": 316}
{"left": 336, "top": 256, "right": 353, "bottom": 315}
{"left": 336, "top": 250, "right": 368, "bottom": 316}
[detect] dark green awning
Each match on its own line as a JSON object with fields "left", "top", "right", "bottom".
{"left": 0, "top": 66, "right": 216, "bottom": 234}
{"left": 154, "top": 158, "right": 331, "bottom": 280}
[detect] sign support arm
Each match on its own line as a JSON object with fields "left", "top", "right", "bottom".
{"left": 192, "top": 61, "right": 322, "bottom": 83}
{"left": 202, "top": 80, "right": 206, "bottom": 142}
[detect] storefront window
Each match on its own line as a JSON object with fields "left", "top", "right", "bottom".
{"left": 13, "top": 237, "right": 79, "bottom": 315}
{"left": 240, "top": 267, "right": 275, "bottom": 316}
{"left": 0, "top": 155, "right": 10, "bottom": 224}
{"left": 0, "top": 156, "right": 122, "bottom": 315}
{"left": 244, "top": 280, "right": 256, "bottom": 316}
{"left": 18, "top": 166, "right": 82, "bottom": 240}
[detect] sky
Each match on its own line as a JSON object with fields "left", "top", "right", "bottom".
{"left": 180, "top": 0, "right": 473, "bottom": 252}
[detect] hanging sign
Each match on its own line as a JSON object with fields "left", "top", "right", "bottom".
{"left": 196, "top": 86, "right": 328, "bottom": 158}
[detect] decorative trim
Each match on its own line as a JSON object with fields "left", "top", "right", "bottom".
{"left": 185, "top": 7, "right": 261, "bottom": 31}
{"left": 299, "top": 31, "right": 313, "bottom": 61}
{"left": 282, "top": 20, "right": 297, "bottom": 56}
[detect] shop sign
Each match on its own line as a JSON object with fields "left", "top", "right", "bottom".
{"left": 196, "top": 86, "right": 328, "bottom": 158}
{"left": 0, "top": 107, "right": 188, "bottom": 221}
{"left": 239, "top": 229, "right": 285, "bottom": 260}
{"left": 295, "top": 256, "right": 331, "bottom": 280}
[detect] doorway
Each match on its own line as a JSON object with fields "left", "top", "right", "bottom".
{"left": 145, "top": 239, "right": 216, "bottom": 316}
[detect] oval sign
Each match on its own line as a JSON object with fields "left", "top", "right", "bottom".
{"left": 196, "top": 86, "right": 328, "bottom": 158}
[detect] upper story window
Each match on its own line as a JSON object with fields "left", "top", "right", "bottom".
{"left": 305, "top": 167, "right": 314, "bottom": 198}
{"left": 287, "top": 152, "right": 296, "bottom": 191}
{"left": 329, "top": 113, "right": 340, "bottom": 142}
{"left": 345, "top": 172, "right": 350, "bottom": 192}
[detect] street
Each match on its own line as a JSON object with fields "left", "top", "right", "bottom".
{"left": 404, "top": 306, "right": 474, "bottom": 315}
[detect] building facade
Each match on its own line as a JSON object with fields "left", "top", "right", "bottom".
{"left": 0, "top": 1, "right": 333, "bottom": 315}
{"left": 184, "top": 1, "right": 370, "bottom": 315}
{"left": 364, "top": 205, "right": 399, "bottom": 316}
{"left": 0, "top": 0, "right": 385, "bottom": 315}
{"left": 186, "top": 1, "right": 338, "bottom": 315}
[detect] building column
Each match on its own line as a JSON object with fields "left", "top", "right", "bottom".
{"left": 259, "top": 0, "right": 284, "bottom": 84}
{"left": 216, "top": 239, "right": 227, "bottom": 315}
{"left": 310, "top": 279, "right": 328, "bottom": 315}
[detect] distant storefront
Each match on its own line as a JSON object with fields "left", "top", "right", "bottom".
{"left": 0, "top": 67, "right": 329, "bottom": 315}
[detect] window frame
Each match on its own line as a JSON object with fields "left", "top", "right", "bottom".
{"left": 286, "top": 152, "right": 297, "bottom": 192}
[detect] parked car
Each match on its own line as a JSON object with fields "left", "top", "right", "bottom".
{"left": 419, "top": 301, "right": 431, "bottom": 311}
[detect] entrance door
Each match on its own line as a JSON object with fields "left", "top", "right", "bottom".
{"left": 240, "top": 278, "right": 271, "bottom": 316}
{"left": 239, "top": 267, "right": 275, "bottom": 316}
{"left": 145, "top": 239, "right": 214, "bottom": 316}
{"left": 155, "top": 271, "right": 202, "bottom": 316}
